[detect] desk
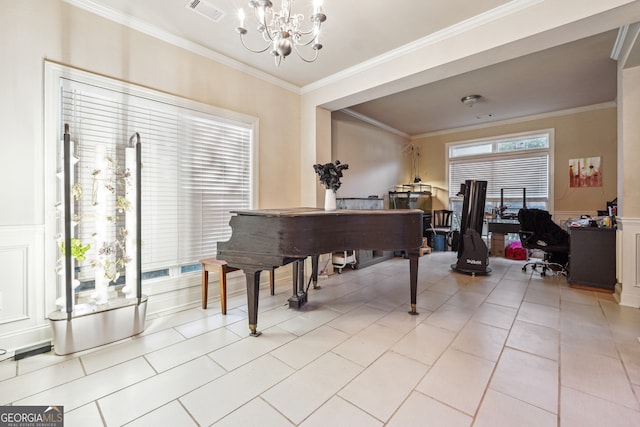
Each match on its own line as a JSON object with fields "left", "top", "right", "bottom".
{"left": 486, "top": 219, "right": 520, "bottom": 234}
{"left": 486, "top": 219, "right": 520, "bottom": 256}
{"left": 568, "top": 227, "right": 616, "bottom": 291}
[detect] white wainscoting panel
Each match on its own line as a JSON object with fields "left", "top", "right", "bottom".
{"left": 0, "top": 225, "right": 51, "bottom": 352}
{"left": 636, "top": 232, "right": 640, "bottom": 287}
{"left": 616, "top": 217, "right": 640, "bottom": 308}
{"left": 0, "top": 245, "right": 28, "bottom": 324}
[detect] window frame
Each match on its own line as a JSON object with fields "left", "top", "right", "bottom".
{"left": 446, "top": 129, "right": 555, "bottom": 214}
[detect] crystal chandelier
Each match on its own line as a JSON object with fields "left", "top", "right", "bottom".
{"left": 236, "top": 0, "right": 327, "bottom": 66}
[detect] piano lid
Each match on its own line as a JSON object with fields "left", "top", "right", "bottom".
{"left": 230, "top": 208, "right": 425, "bottom": 217}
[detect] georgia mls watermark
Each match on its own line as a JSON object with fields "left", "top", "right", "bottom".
{"left": 0, "top": 406, "right": 63, "bottom": 427}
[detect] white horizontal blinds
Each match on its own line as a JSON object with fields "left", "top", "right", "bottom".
{"left": 129, "top": 105, "right": 180, "bottom": 272}
{"left": 178, "top": 112, "right": 252, "bottom": 263}
{"left": 449, "top": 153, "right": 549, "bottom": 200}
{"left": 61, "top": 80, "right": 180, "bottom": 274}
{"left": 62, "top": 80, "right": 178, "bottom": 271}
{"left": 448, "top": 131, "right": 550, "bottom": 204}
{"left": 60, "top": 85, "right": 120, "bottom": 279}
{"left": 60, "top": 76, "right": 254, "bottom": 279}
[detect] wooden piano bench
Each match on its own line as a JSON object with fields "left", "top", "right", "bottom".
{"left": 200, "top": 257, "right": 275, "bottom": 314}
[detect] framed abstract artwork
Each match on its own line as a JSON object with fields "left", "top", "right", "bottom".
{"left": 569, "top": 156, "right": 601, "bottom": 187}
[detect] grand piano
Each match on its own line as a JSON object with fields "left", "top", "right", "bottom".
{"left": 217, "top": 208, "right": 423, "bottom": 336}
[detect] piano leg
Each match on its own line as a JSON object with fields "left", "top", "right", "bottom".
{"left": 244, "top": 268, "right": 262, "bottom": 337}
{"left": 288, "top": 259, "right": 308, "bottom": 309}
{"left": 311, "top": 255, "right": 320, "bottom": 289}
{"left": 299, "top": 259, "right": 307, "bottom": 296}
{"left": 408, "top": 250, "right": 419, "bottom": 315}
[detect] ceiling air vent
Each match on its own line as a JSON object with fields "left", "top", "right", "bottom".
{"left": 185, "top": 0, "right": 225, "bottom": 23}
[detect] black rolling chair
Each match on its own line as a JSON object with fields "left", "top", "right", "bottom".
{"left": 518, "top": 208, "right": 570, "bottom": 276}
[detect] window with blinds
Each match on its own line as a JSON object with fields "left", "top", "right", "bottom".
{"left": 447, "top": 131, "right": 551, "bottom": 207}
{"left": 58, "top": 76, "right": 254, "bottom": 287}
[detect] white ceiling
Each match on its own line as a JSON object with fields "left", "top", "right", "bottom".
{"left": 66, "top": 0, "right": 633, "bottom": 135}
{"left": 348, "top": 30, "right": 619, "bottom": 135}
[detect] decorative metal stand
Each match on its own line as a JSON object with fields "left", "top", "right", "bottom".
{"left": 49, "top": 125, "right": 147, "bottom": 355}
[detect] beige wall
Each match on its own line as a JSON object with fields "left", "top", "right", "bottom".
{"left": 331, "top": 111, "right": 410, "bottom": 199}
{"left": 0, "top": 0, "right": 301, "bottom": 226}
{"left": 314, "top": 108, "right": 333, "bottom": 207}
{"left": 412, "top": 106, "right": 617, "bottom": 214}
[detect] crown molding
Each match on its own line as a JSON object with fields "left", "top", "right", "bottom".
{"left": 610, "top": 25, "right": 629, "bottom": 60}
{"left": 62, "top": 0, "right": 300, "bottom": 94}
{"left": 301, "top": 0, "right": 544, "bottom": 94}
{"left": 340, "top": 109, "right": 410, "bottom": 138}
{"left": 64, "top": 0, "right": 544, "bottom": 98}
{"left": 411, "top": 101, "right": 617, "bottom": 139}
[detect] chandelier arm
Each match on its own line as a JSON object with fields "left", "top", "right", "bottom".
{"left": 294, "top": 35, "right": 320, "bottom": 48}
{"left": 293, "top": 21, "right": 325, "bottom": 42}
{"left": 293, "top": 25, "right": 320, "bottom": 37}
{"left": 293, "top": 44, "right": 320, "bottom": 63}
{"left": 239, "top": 34, "right": 273, "bottom": 54}
{"left": 252, "top": 5, "right": 277, "bottom": 42}
{"left": 261, "top": 30, "right": 276, "bottom": 43}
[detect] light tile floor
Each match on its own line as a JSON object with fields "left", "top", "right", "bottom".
{"left": 2, "top": 253, "right": 640, "bottom": 426}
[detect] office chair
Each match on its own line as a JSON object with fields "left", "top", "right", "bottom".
{"left": 517, "top": 208, "right": 569, "bottom": 276}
